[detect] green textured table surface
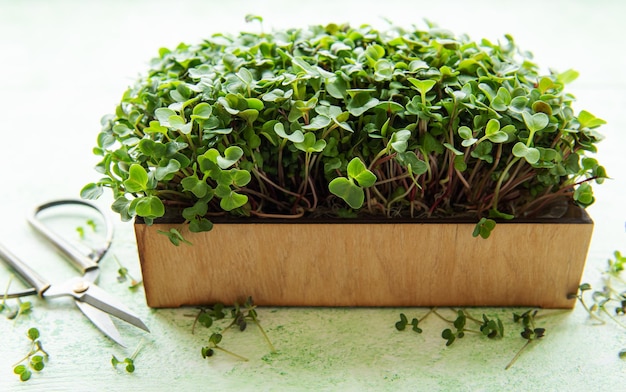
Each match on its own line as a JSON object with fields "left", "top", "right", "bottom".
{"left": 1, "top": 0, "right": 625, "bottom": 390}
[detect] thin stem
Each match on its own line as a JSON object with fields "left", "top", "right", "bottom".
{"left": 191, "top": 308, "right": 203, "bottom": 335}
{"left": 505, "top": 340, "right": 532, "bottom": 370}
{"left": 451, "top": 308, "right": 481, "bottom": 324}
{"left": 252, "top": 169, "right": 305, "bottom": 200}
{"left": 600, "top": 307, "right": 626, "bottom": 330}
{"left": 249, "top": 209, "right": 305, "bottom": 219}
{"left": 432, "top": 309, "right": 452, "bottom": 324}
{"left": 250, "top": 315, "right": 276, "bottom": 353}
{"left": 419, "top": 308, "right": 435, "bottom": 322}
{"left": 491, "top": 157, "right": 520, "bottom": 211}
{"left": 277, "top": 140, "right": 286, "bottom": 187}
{"left": 367, "top": 147, "right": 391, "bottom": 171}
{"left": 214, "top": 346, "right": 249, "bottom": 361}
{"left": 577, "top": 295, "right": 606, "bottom": 325}
{"left": 307, "top": 175, "right": 318, "bottom": 211}
{"left": 130, "top": 339, "right": 144, "bottom": 361}
{"left": 12, "top": 340, "right": 48, "bottom": 368}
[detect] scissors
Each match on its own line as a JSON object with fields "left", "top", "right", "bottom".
{"left": 0, "top": 199, "right": 149, "bottom": 346}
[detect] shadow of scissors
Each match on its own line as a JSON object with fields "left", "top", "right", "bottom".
{"left": 0, "top": 199, "right": 149, "bottom": 346}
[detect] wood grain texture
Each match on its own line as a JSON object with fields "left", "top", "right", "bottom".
{"left": 135, "top": 218, "right": 593, "bottom": 309}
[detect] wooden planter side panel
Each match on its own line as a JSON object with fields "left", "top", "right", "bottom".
{"left": 134, "top": 221, "right": 593, "bottom": 308}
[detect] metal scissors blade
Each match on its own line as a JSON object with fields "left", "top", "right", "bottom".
{"left": 75, "top": 301, "right": 126, "bottom": 347}
{"left": 44, "top": 276, "right": 150, "bottom": 332}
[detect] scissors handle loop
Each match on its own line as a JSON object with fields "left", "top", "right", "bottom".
{"left": 28, "top": 199, "right": 114, "bottom": 274}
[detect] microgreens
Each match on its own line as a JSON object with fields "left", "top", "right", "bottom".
{"left": 82, "top": 20, "right": 606, "bottom": 240}
{"left": 433, "top": 309, "right": 503, "bottom": 346}
{"left": 192, "top": 296, "right": 275, "bottom": 361}
{"left": 1, "top": 275, "right": 33, "bottom": 321}
{"left": 505, "top": 309, "right": 545, "bottom": 370}
{"left": 201, "top": 332, "right": 249, "bottom": 361}
{"left": 113, "top": 255, "right": 143, "bottom": 290}
{"left": 395, "top": 308, "right": 557, "bottom": 370}
{"left": 395, "top": 310, "right": 430, "bottom": 333}
{"left": 76, "top": 226, "right": 85, "bottom": 239}
{"left": 76, "top": 219, "right": 98, "bottom": 239}
{"left": 157, "top": 228, "right": 192, "bottom": 246}
{"left": 13, "top": 327, "right": 49, "bottom": 382}
{"left": 112, "top": 339, "right": 143, "bottom": 373}
{"left": 569, "top": 250, "right": 626, "bottom": 356}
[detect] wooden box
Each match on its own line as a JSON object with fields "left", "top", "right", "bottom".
{"left": 134, "top": 210, "right": 593, "bottom": 308}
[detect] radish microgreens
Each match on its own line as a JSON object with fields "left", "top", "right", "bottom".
{"left": 192, "top": 297, "right": 275, "bottom": 361}
{"left": 113, "top": 255, "right": 143, "bottom": 291}
{"left": 396, "top": 308, "right": 551, "bottom": 370}
{"left": 112, "top": 340, "right": 143, "bottom": 373}
{"left": 13, "top": 327, "right": 48, "bottom": 382}
{"left": 82, "top": 20, "right": 606, "bottom": 242}
{"left": 1, "top": 276, "right": 33, "bottom": 320}
{"left": 569, "top": 250, "right": 626, "bottom": 357}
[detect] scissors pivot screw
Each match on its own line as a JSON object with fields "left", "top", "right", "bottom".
{"left": 73, "top": 281, "right": 90, "bottom": 294}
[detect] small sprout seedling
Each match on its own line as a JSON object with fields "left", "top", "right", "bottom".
{"left": 238, "top": 297, "right": 276, "bottom": 353}
{"left": 191, "top": 303, "right": 226, "bottom": 334}
{"left": 112, "top": 340, "right": 143, "bottom": 373}
{"left": 395, "top": 310, "right": 433, "bottom": 333}
{"left": 76, "top": 218, "right": 97, "bottom": 239}
{"left": 1, "top": 275, "right": 33, "bottom": 321}
{"left": 13, "top": 327, "right": 49, "bottom": 381}
{"left": 505, "top": 310, "right": 545, "bottom": 370}
{"left": 201, "top": 333, "right": 248, "bottom": 361}
{"left": 113, "top": 255, "right": 143, "bottom": 290}
{"left": 396, "top": 308, "right": 503, "bottom": 347}
{"left": 480, "top": 314, "right": 505, "bottom": 339}
{"left": 157, "top": 228, "right": 192, "bottom": 246}
{"left": 86, "top": 219, "right": 97, "bottom": 231}
{"left": 9, "top": 299, "right": 33, "bottom": 320}
{"left": 432, "top": 309, "right": 486, "bottom": 346}
{"left": 569, "top": 250, "right": 626, "bottom": 356}
{"left": 192, "top": 297, "right": 275, "bottom": 361}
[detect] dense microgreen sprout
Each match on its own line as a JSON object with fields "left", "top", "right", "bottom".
{"left": 82, "top": 20, "right": 606, "bottom": 240}
{"left": 13, "top": 327, "right": 49, "bottom": 381}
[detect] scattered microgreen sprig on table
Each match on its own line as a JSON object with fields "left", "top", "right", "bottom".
{"left": 112, "top": 340, "right": 143, "bottom": 373}
{"left": 505, "top": 309, "right": 546, "bottom": 370}
{"left": 190, "top": 296, "right": 275, "bottom": 361}
{"left": 76, "top": 219, "right": 98, "bottom": 239}
{"left": 396, "top": 307, "right": 546, "bottom": 369}
{"left": 1, "top": 275, "right": 33, "bottom": 321}
{"left": 13, "top": 327, "right": 49, "bottom": 382}
{"left": 569, "top": 250, "right": 626, "bottom": 356}
{"left": 113, "top": 255, "right": 143, "bottom": 291}
{"left": 201, "top": 333, "right": 249, "bottom": 362}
